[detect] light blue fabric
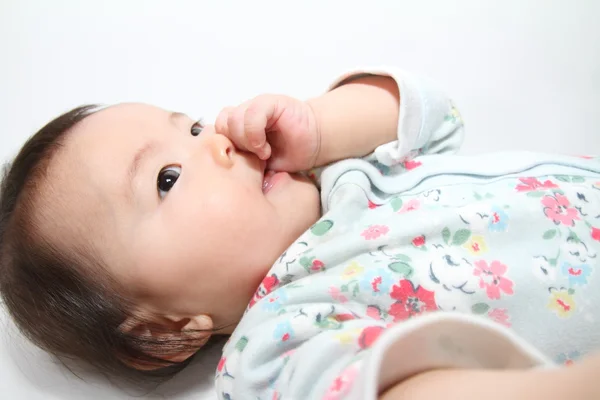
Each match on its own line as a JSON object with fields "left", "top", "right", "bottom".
{"left": 215, "top": 68, "right": 600, "bottom": 400}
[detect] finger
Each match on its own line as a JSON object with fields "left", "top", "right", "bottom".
{"left": 214, "top": 107, "right": 235, "bottom": 136}
{"left": 243, "top": 96, "right": 278, "bottom": 159}
{"left": 226, "top": 102, "right": 253, "bottom": 152}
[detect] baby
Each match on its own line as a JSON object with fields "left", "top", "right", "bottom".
{"left": 1, "top": 66, "right": 600, "bottom": 399}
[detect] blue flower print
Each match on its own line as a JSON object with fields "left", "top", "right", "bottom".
{"left": 262, "top": 289, "right": 288, "bottom": 311}
{"left": 555, "top": 351, "right": 580, "bottom": 366}
{"left": 273, "top": 321, "right": 295, "bottom": 343}
{"left": 561, "top": 262, "right": 592, "bottom": 286}
{"left": 488, "top": 206, "right": 509, "bottom": 232}
{"left": 360, "top": 268, "right": 393, "bottom": 296}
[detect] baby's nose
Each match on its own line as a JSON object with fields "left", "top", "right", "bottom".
{"left": 205, "top": 130, "right": 235, "bottom": 169}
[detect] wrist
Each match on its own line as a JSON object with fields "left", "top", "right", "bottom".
{"left": 305, "top": 99, "right": 325, "bottom": 169}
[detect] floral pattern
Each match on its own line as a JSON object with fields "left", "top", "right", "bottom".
{"left": 218, "top": 169, "right": 600, "bottom": 400}
{"left": 388, "top": 280, "right": 437, "bottom": 322}
{"left": 560, "top": 262, "right": 592, "bottom": 286}
{"left": 463, "top": 235, "right": 488, "bottom": 255}
{"left": 361, "top": 225, "right": 389, "bottom": 240}
{"left": 473, "top": 260, "right": 514, "bottom": 299}
{"left": 547, "top": 288, "right": 576, "bottom": 318}
{"left": 542, "top": 194, "right": 580, "bottom": 226}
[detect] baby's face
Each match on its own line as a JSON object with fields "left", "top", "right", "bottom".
{"left": 48, "top": 103, "right": 320, "bottom": 329}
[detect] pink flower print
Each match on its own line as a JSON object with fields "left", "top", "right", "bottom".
{"left": 328, "top": 286, "right": 348, "bottom": 303}
{"left": 542, "top": 194, "right": 579, "bottom": 226}
{"left": 399, "top": 198, "right": 420, "bottom": 213}
{"left": 515, "top": 177, "right": 558, "bottom": 192}
{"left": 388, "top": 280, "right": 437, "bottom": 322}
{"left": 322, "top": 363, "right": 360, "bottom": 400}
{"left": 404, "top": 160, "right": 422, "bottom": 170}
{"left": 473, "top": 260, "right": 514, "bottom": 300}
{"left": 412, "top": 235, "right": 426, "bottom": 247}
{"left": 592, "top": 227, "right": 600, "bottom": 241}
{"left": 311, "top": 259, "right": 325, "bottom": 271}
{"left": 488, "top": 308, "right": 511, "bottom": 327}
{"left": 361, "top": 225, "right": 389, "bottom": 240}
{"left": 366, "top": 305, "right": 381, "bottom": 320}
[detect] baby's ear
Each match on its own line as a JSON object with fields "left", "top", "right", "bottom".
{"left": 119, "top": 314, "right": 213, "bottom": 370}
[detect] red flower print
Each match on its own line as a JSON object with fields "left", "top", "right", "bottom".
{"left": 249, "top": 274, "right": 280, "bottom": 308}
{"left": 361, "top": 225, "right": 389, "bottom": 240}
{"left": 388, "top": 280, "right": 437, "bottom": 322}
{"left": 282, "top": 333, "right": 290, "bottom": 341}
{"left": 366, "top": 305, "right": 381, "bottom": 320}
{"left": 542, "top": 194, "right": 580, "bottom": 226}
{"left": 368, "top": 200, "right": 380, "bottom": 209}
{"left": 488, "top": 308, "right": 511, "bottom": 328}
{"left": 371, "top": 276, "right": 383, "bottom": 292}
{"left": 217, "top": 357, "right": 226, "bottom": 372}
{"left": 311, "top": 259, "right": 325, "bottom": 271}
{"left": 515, "top": 177, "right": 558, "bottom": 192}
{"left": 358, "top": 326, "right": 385, "bottom": 349}
{"left": 592, "top": 227, "right": 600, "bottom": 241}
{"left": 404, "top": 160, "right": 422, "bottom": 170}
{"left": 473, "top": 260, "right": 514, "bottom": 300}
{"left": 335, "top": 313, "right": 355, "bottom": 322}
{"left": 412, "top": 235, "right": 426, "bottom": 247}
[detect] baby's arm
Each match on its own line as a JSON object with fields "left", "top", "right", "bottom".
{"left": 307, "top": 75, "right": 400, "bottom": 166}
{"left": 381, "top": 353, "right": 600, "bottom": 400}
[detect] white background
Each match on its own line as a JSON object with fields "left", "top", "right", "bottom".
{"left": 1, "top": 1, "right": 599, "bottom": 399}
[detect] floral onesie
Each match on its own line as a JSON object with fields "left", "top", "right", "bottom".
{"left": 215, "top": 67, "right": 600, "bottom": 399}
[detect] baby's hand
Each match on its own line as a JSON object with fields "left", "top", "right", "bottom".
{"left": 215, "top": 94, "right": 321, "bottom": 172}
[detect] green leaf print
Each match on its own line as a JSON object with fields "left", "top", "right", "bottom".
{"left": 485, "top": 193, "right": 494, "bottom": 199}
{"left": 352, "top": 285, "right": 360, "bottom": 297}
{"left": 543, "top": 229, "right": 557, "bottom": 240}
{"left": 568, "top": 288, "right": 575, "bottom": 295}
{"left": 311, "top": 220, "right": 334, "bottom": 236}
{"left": 471, "top": 303, "right": 490, "bottom": 315}
{"left": 567, "top": 230, "right": 581, "bottom": 243}
{"left": 571, "top": 176, "right": 585, "bottom": 183}
{"left": 555, "top": 175, "right": 571, "bottom": 183}
{"left": 473, "top": 192, "right": 483, "bottom": 201}
{"left": 549, "top": 258, "right": 558, "bottom": 266}
{"left": 235, "top": 336, "right": 249, "bottom": 352}
{"left": 391, "top": 197, "right": 404, "bottom": 212}
{"left": 442, "top": 227, "right": 451, "bottom": 245}
{"left": 526, "top": 191, "right": 545, "bottom": 198}
{"left": 299, "top": 256, "right": 314, "bottom": 268}
{"left": 388, "top": 262, "right": 413, "bottom": 278}
{"left": 393, "top": 254, "right": 412, "bottom": 262}
{"left": 341, "top": 284, "right": 348, "bottom": 292}
{"left": 452, "top": 229, "right": 471, "bottom": 246}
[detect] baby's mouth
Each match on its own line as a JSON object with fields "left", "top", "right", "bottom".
{"left": 262, "top": 170, "right": 276, "bottom": 194}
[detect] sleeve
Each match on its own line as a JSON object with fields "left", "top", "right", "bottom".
{"left": 308, "top": 66, "right": 465, "bottom": 186}
{"left": 215, "top": 308, "right": 553, "bottom": 400}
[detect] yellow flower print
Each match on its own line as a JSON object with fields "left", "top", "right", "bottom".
{"left": 334, "top": 328, "right": 362, "bottom": 344}
{"left": 445, "top": 103, "right": 463, "bottom": 124}
{"left": 342, "top": 261, "right": 364, "bottom": 280}
{"left": 463, "top": 235, "right": 488, "bottom": 255}
{"left": 547, "top": 288, "right": 576, "bottom": 318}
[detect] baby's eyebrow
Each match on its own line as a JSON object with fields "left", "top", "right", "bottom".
{"left": 127, "top": 141, "right": 159, "bottom": 202}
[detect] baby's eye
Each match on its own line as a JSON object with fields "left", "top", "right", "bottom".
{"left": 157, "top": 166, "right": 181, "bottom": 199}
{"left": 190, "top": 120, "right": 204, "bottom": 136}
